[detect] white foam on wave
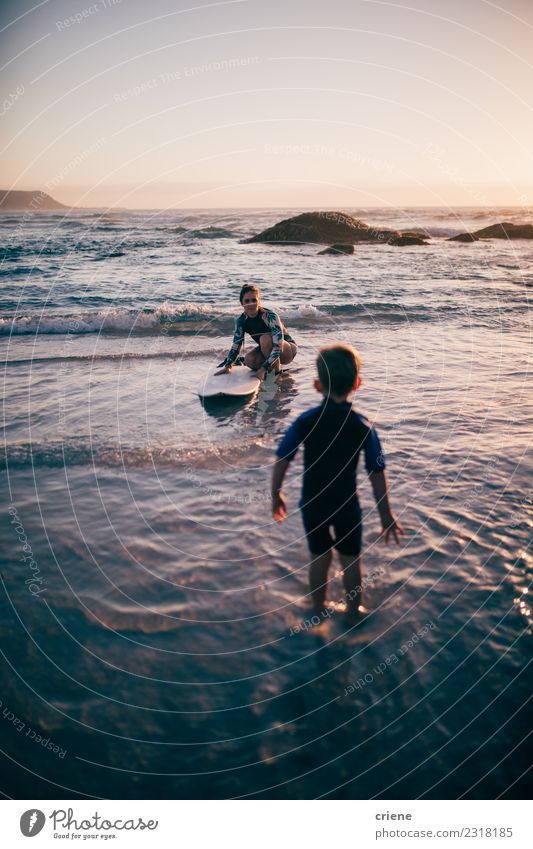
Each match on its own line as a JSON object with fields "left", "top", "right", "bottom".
{"left": 0, "top": 298, "right": 450, "bottom": 337}
{"left": 0, "top": 301, "right": 235, "bottom": 335}
{"left": 278, "top": 303, "right": 324, "bottom": 322}
{"left": 0, "top": 301, "right": 332, "bottom": 335}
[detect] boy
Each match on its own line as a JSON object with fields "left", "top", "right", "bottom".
{"left": 271, "top": 344, "right": 403, "bottom": 623}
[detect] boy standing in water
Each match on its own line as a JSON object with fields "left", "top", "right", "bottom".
{"left": 271, "top": 344, "right": 403, "bottom": 623}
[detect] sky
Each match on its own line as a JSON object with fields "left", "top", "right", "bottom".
{"left": 1, "top": 0, "right": 533, "bottom": 208}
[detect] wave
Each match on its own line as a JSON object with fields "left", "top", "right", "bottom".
{"left": 1, "top": 245, "right": 29, "bottom": 260}
{"left": 283, "top": 302, "right": 444, "bottom": 323}
{"left": 156, "top": 225, "right": 188, "bottom": 233}
{"left": 0, "top": 265, "right": 44, "bottom": 276}
{"left": 470, "top": 208, "right": 533, "bottom": 220}
{"left": 421, "top": 227, "right": 467, "bottom": 238}
{"left": 92, "top": 250, "right": 126, "bottom": 260}
{"left": 188, "top": 226, "right": 236, "bottom": 239}
{"left": 1, "top": 244, "right": 71, "bottom": 260}
{"left": 0, "top": 300, "right": 488, "bottom": 336}
{"left": 1, "top": 437, "right": 270, "bottom": 471}
{"left": 0, "top": 303, "right": 232, "bottom": 336}
{"left": 155, "top": 225, "right": 237, "bottom": 238}
{"left": 1, "top": 230, "right": 234, "bottom": 259}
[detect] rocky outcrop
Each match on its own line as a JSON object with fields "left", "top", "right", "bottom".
{"left": 244, "top": 210, "right": 429, "bottom": 246}
{"left": 448, "top": 222, "right": 533, "bottom": 242}
{"left": 448, "top": 232, "right": 479, "bottom": 242}
{"left": 387, "top": 235, "right": 427, "bottom": 246}
{"left": 0, "top": 190, "right": 68, "bottom": 211}
{"left": 318, "top": 243, "right": 354, "bottom": 255}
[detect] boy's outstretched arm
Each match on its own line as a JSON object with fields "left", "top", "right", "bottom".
{"left": 368, "top": 470, "right": 404, "bottom": 545}
{"left": 271, "top": 458, "right": 290, "bottom": 522}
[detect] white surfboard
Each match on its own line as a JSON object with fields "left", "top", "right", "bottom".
{"left": 198, "top": 365, "right": 261, "bottom": 399}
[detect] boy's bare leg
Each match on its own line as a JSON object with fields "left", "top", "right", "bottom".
{"left": 309, "top": 550, "right": 332, "bottom": 612}
{"left": 338, "top": 552, "right": 364, "bottom": 619}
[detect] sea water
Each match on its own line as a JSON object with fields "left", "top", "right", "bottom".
{"left": 0, "top": 207, "right": 531, "bottom": 798}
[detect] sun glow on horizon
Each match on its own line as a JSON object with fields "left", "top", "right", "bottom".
{"left": 1, "top": 0, "right": 533, "bottom": 208}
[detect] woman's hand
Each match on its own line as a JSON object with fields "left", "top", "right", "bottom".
{"left": 214, "top": 365, "right": 231, "bottom": 376}
{"left": 273, "top": 492, "right": 288, "bottom": 523}
{"left": 257, "top": 367, "right": 267, "bottom": 381}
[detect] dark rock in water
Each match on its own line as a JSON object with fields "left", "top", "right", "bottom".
{"left": 449, "top": 222, "right": 533, "bottom": 241}
{"left": 387, "top": 235, "right": 428, "bottom": 246}
{"left": 472, "top": 222, "right": 533, "bottom": 239}
{"left": 448, "top": 232, "right": 480, "bottom": 242}
{"left": 318, "top": 243, "right": 355, "bottom": 255}
{"left": 245, "top": 210, "right": 403, "bottom": 245}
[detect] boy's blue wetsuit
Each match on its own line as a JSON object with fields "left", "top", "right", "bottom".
{"left": 276, "top": 398, "right": 385, "bottom": 555}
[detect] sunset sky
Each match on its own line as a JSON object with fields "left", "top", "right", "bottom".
{"left": 1, "top": 0, "right": 532, "bottom": 208}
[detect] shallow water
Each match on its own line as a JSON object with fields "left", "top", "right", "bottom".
{"left": 1, "top": 207, "right": 531, "bottom": 798}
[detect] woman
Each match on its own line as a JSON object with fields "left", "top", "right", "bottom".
{"left": 216, "top": 285, "right": 297, "bottom": 380}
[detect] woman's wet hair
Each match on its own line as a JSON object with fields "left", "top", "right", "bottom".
{"left": 317, "top": 344, "right": 361, "bottom": 397}
{"left": 239, "top": 284, "right": 260, "bottom": 304}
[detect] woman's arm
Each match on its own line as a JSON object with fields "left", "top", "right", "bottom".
{"left": 263, "top": 309, "right": 285, "bottom": 371}
{"left": 216, "top": 315, "right": 244, "bottom": 373}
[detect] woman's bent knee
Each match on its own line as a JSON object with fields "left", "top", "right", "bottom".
{"left": 259, "top": 334, "right": 273, "bottom": 354}
{"left": 280, "top": 342, "right": 297, "bottom": 365}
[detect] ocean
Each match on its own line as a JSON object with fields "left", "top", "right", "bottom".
{"left": 1, "top": 206, "right": 531, "bottom": 799}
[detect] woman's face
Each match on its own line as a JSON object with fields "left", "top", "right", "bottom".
{"left": 242, "top": 291, "right": 259, "bottom": 317}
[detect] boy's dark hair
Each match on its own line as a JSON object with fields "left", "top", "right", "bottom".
{"left": 239, "top": 284, "right": 260, "bottom": 304}
{"left": 317, "top": 344, "right": 361, "bottom": 397}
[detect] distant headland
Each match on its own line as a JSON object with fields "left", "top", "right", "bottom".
{"left": 0, "top": 190, "right": 68, "bottom": 211}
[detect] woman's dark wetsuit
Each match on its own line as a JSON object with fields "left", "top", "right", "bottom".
{"left": 223, "top": 306, "right": 296, "bottom": 372}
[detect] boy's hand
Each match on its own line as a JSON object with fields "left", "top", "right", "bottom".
{"left": 380, "top": 511, "right": 404, "bottom": 546}
{"left": 272, "top": 492, "right": 288, "bottom": 523}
